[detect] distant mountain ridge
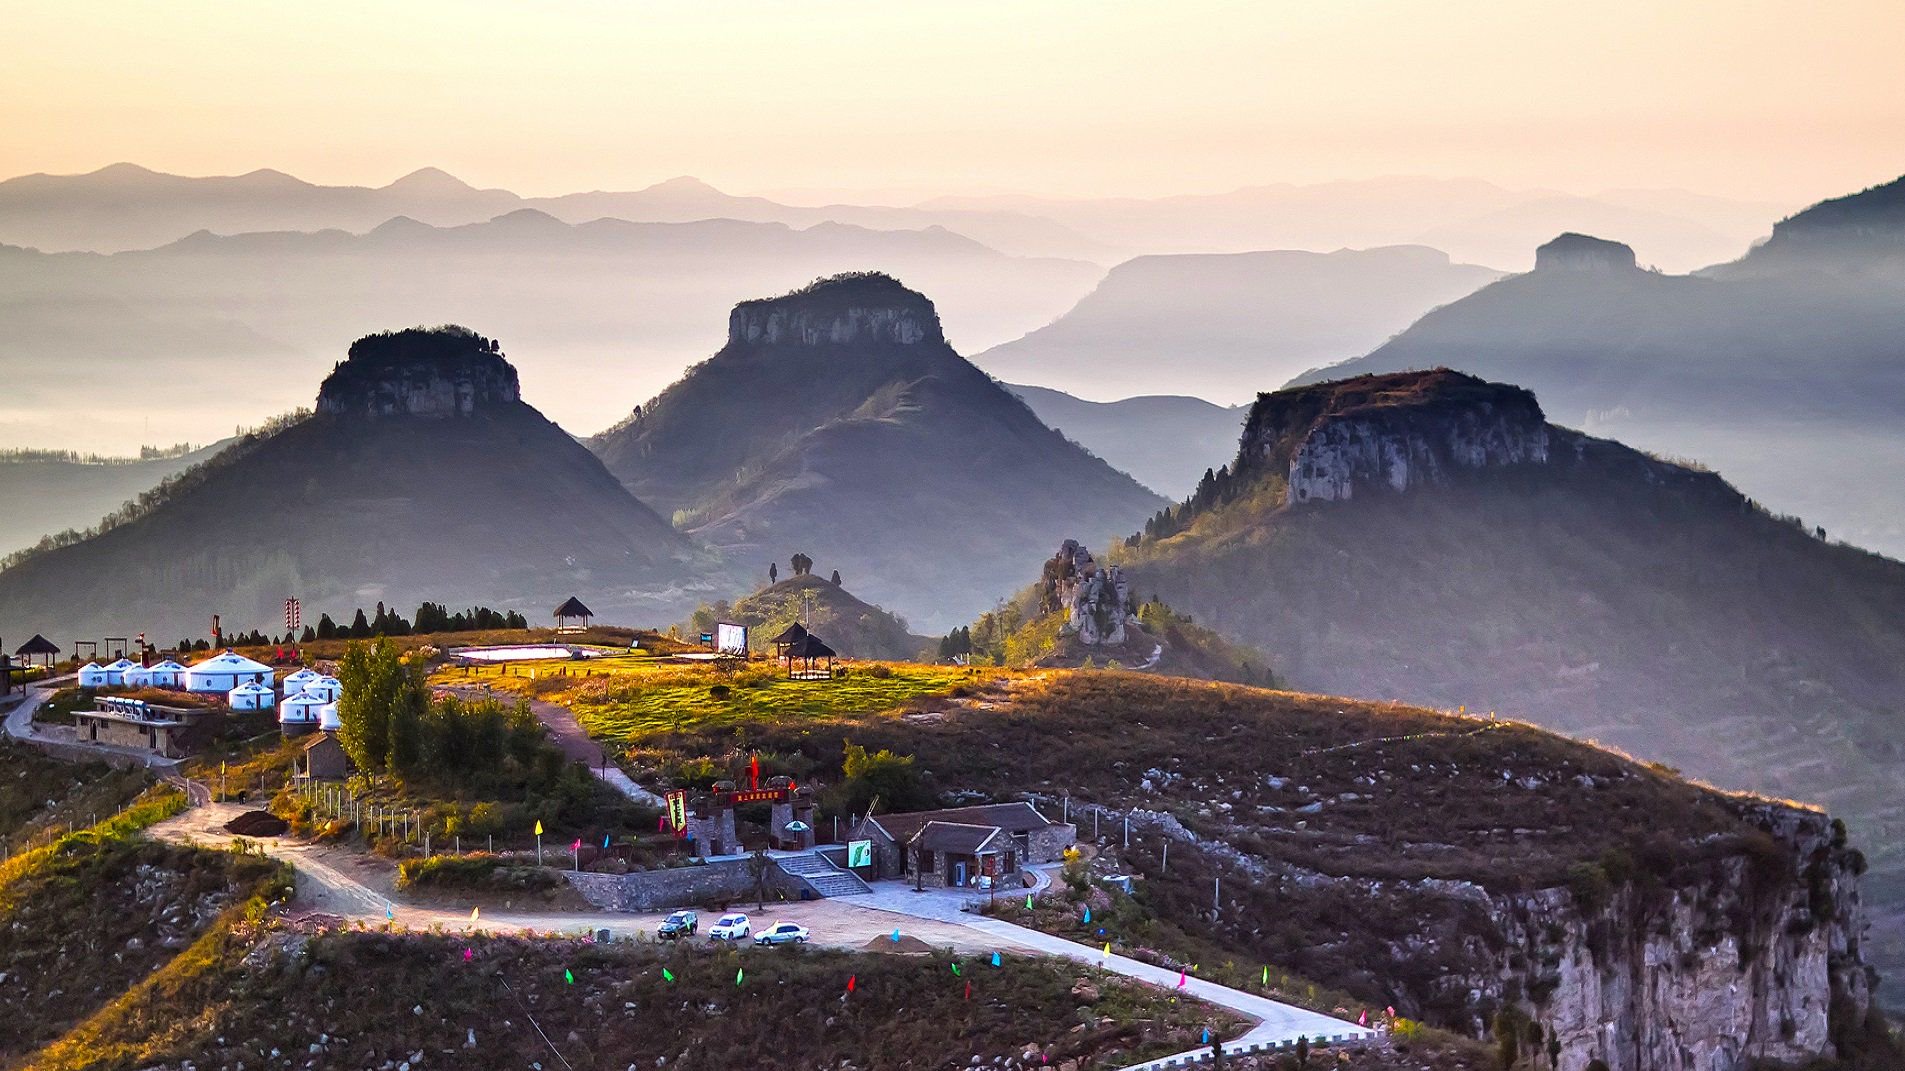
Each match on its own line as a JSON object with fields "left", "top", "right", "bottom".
{"left": 1006, "top": 385, "right": 1246, "bottom": 499}
{"left": 977, "top": 245, "right": 1502, "bottom": 404}
{"left": 588, "top": 273, "right": 1166, "bottom": 631}
{"left": 0, "top": 327, "right": 705, "bottom": 641}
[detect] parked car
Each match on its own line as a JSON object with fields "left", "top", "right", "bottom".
{"left": 657, "top": 910, "right": 697, "bottom": 940}
{"left": 708, "top": 912, "right": 751, "bottom": 941}
{"left": 754, "top": 922, "right": 810, "bottom": 946}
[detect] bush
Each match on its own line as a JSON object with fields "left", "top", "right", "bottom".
{"left": 708, "top": 684, "right": 732, "bottom": 700}
{"left": 867, "top": 664, "right": 893, "bottom": 679}
{"left": 397, "top": 853, "right": 564, "bottom": 892}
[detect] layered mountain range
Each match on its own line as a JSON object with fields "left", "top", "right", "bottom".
{"left": 588, "top": 273, "right": 1166, "bottom": 631}
{"left": 1117, "top": 368, "right": 1905, "bottom": 998}
{"left": 1299, "top": 176, "right": 1905, "bottom": 558}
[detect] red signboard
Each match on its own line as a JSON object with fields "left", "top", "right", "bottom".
{"left": 724, "top": 789, "right": 785, "bottom": 805}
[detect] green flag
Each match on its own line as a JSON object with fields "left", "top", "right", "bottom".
{"left": 564, "top": 969, "right": 575, "bottom": 985}
{"left": 1261, "top": 965, "right": 1269, "bottom": 985}
{"left": 662, "top": 967, "right": 675, "bottom": 983}
{"left": 1025, "top": 895, "right": 1033, "bottom": 909}
{"left": 951, "top": 962, "right": 961, "bottom": 976}
{"left": 736, "top": 966, "right": 745, "bottom": 986}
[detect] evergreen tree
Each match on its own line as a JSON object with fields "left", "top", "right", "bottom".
{"left": 769, "top": 562, "right": 778, "bottom": 584}
{"left": 830, "top": 569, "right": 842, "bottom": 586}
{"left": 315, "top": 613, "right": 338, "bottom": 640}
{"left": 300, "top": 625, "right": 317, "bottom": 643}
{"left": 349, "top": 608, "right": 371, "bottom": 638}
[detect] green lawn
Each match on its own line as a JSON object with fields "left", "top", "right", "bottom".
{"left": 456, "top": 660, "right": 1001, "bottom": 742}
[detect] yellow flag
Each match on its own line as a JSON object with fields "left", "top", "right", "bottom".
{"left": 471, "top": 907, "right": 480, "bottom": 921}
{"left": 534, "top": 820, "right": 544, "bottom": 836}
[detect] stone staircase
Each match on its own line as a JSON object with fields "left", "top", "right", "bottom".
{"left": 776, "top": 851, "right": 872, "bottom": 898}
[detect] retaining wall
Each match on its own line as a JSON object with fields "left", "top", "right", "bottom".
{"left": 563, "top": 858, "right": 805, "bottom": 912}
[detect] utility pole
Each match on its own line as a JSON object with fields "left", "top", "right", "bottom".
{"left": 1161, "top": 840, "right": 1169, "bottom": 873}
{"left": 1213, "top": 876, "right": 1221, "bottom": 915}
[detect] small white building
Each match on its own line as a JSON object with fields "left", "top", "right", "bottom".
{"left": 121, "top": 664, "right": 153, "bottom": 689}
{"left": 184, "top": 651, "right": 274, "bottom": 693}
{"left": 317, "top": 702, "right": 342, "bottom": 732}
{"left": 102, "top": 658, "right": 139, "bottom": 687}
{"left": 279, "top": 692, "right": 327, "bottom": 735}
{"left": 147, "top": 660, "right": 188, "bottom": 688}
{"left": 77, "top": 662, "right": 109, "bottom": 688}
{"left": 228, "top": 681, "right": 276, "bottom": 711}
{"left": 281, "top": 668, "right": 321, "bottom": 696}
{"left": 303, "top": 676, "right": 342, "bottom": 702}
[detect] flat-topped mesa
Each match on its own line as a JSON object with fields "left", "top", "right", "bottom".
{"left": 1240, "top": 369, "right": 1549, "bottom": 504}
{"left": 1534, "top": 232, "right": 1639, "bottom": 273}
{"left": 727, "top": 272, "right": 945, "bottom": 348}
{"left": 317, "top": 326, "right": 521, "bottom": 418}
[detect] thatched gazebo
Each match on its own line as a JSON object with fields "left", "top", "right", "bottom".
{"left": 770, "top": 622, "right": 810, "bottom": 661}
{"left": 553, "top": 596, "right": 593, "bottom": 631}
{"left": 13, "top": 634, "right": 60, "bottom": 667}
{"left": 782, "top": 632, "right": 836, "bottom": 681}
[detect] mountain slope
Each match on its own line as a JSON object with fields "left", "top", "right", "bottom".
{"left": 1006, "top": 385, "right": 1246, "bottom": 499}
{"left": 1116, "top": 368, "right": 1905, "bottom": 999}
{"left": 0, "top": 327, "right": 703, "bottom": 640}
{"left": 0, "top": 440, "right": 229, "bottom": 558}
{"left": 589, "top": 274, "right": 1165, "bottom": 631}
{"left": 976, "top": 246, "right": 1501, "bottom": 404}
{"left": 1296, "top": 218, "right": 1905, "bottom": 558}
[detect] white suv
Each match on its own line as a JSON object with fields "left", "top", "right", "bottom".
{"left": 708, "top": 913, "right": 751, "bottom": 941}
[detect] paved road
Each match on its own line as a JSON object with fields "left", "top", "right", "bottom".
{"left": 3, "top": 677, "right": 184, "bottom": 770}
{"left": 150, "top": 801, "right": 1374, "bottom": 1066}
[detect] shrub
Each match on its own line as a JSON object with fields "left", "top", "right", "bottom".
{"left": 708, "top": 684, "right": 732, "bottom": 700}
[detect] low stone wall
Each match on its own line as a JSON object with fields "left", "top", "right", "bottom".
{"left": 563, "top": 858, "right": 805, "bottom": 913}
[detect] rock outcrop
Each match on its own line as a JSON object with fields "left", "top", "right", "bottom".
{"left": 1238, "top": 369, "right": 1550, "bottom": 504}
{"left": 1039, "top": 539, "right": 1132, "bottom": 646}
{"left": 316, "top": 326, "right": 520, "bottom": 418}
{"left": 726, "top": 271, "right": 942, "bottom": 348}
{"left": 1534, "top": 232, "right": 1640, "bottom": 273}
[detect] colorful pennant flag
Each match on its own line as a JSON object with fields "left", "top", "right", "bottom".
{"left": 603, "top": 833, "right": 611, "bottom": 848}
{"left": 1358, "top": 1009, "right": 1368, "bottom": 1027}
{"left": 1262, "top": 965, "right": 1269, "bottom": 986}
{"left": 735, "top": 967, "right": 745, "bottom": 986}
{"left": 1176, "top": 969, "right": 1188, "bottom": 988}
{"left": 990, "top": 952, "right": 1001, "bottom": 968}
{"left": 534, "top": 820, "right": 544, "bottom": 836}
{"left": 951, "top": 962, "right": 961, "bottom": 976}
{"left": 846, "top": 974, "right": 856, "bottom": 994}
{"left": 571, "top": 838, "right": 582, "bottom": 853}
{"left": 1082, "top": 906, "right": 1091, "bottom": 924}
{"left": 1386, "top": 1006, "right": 1396, "bottom": 1019}
{"left": 662, "top": 967, "right": 675, "bottom": 983}
{"left": 470, "top": 907, "right": 480, "bottom": 922}
{"left": 463, "top": 947, "right": 473, "bottom": 962}
{"left": 565, "top": 969, "right": 576, "bottom": 985}
{"left": 1102, "top": 942, "right": 1111, "bottom": 958}
{"left": 1202, "top": 1027, "right": 1212, "bottom": 1044}
{"left": 964, "top": 980, "right": 971, "bottom": 1001}
{"left": 890, "top": 928, "right": 901, "bottom": 943}
{"left": 1025, "top": 895, "right": 1034, "bottom": 910}
{"left": 385, "top": 901, "right": 394, "bottom": 921}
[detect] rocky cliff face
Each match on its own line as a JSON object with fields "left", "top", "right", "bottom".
{"left": 1534, "top": 232, "right": 1640, "bottom": 273}
{"left": 726, "top": 271, "right": 943, "bottom": 348}
{"left": 1237, "top": 370, "right": 1550, "bottom": 504}
{"left": 1479, "top": 804, "right": 1872, "bottom": 1071}
{"left": 315, "top": 325, "right": 520, "bottom": 418}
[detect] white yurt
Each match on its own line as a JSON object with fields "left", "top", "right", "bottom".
{"left": 147, "top": 659, "right": 188, "bottom": 688}
{"left": 77, "top": 662, "right": 109, "bottom": 688}
{"left": 102, "top": 657, "right": 139, "bottom": 687}
{"left": 228, "top": 681, "right": 276, "bottom": 711}
{"left": 184, "top": 651, "right": 275, "bottom": 693}
{"left": 317, "top": 702, "right": 342, "bottom": 732}
{"left": 303, "top": 676, "right": 342, "bottom": 702}
{"left": 121, "top": 664, "right": 153, "bottom": 689}
{"left": 281, "top": 667, "right": 321, "bottom": 696}
{"left": 279, "top": 692, "right": 326, "bottom": 735}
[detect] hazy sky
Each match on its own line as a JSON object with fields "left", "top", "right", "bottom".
{"left": 4, "top": 0, "right": 1902, "bottom": 203}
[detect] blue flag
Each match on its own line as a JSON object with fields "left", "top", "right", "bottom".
{"left": 603, "top": 833, "right": 611, "bottom": 848}
{"left": 385, "top": 901, "right": 394, "bottom": 921}
{"left": 1083, "top": 906, "right": 1091, "bottom": 924}
{"left": 1202, "top": 1027, "right": 1212, "bottom": 1044}
{"left": 890, "top": 928, "right": 901, "bottom": 943}
{"left": 990, "top": 951, "right": 1001, "bottom": 968}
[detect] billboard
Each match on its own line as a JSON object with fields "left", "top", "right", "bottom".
{"left": 846, "top": 839, "right": 874, "bottom": 869}
{"left": 714, "top": 621, "right": 749, "bottom": 656}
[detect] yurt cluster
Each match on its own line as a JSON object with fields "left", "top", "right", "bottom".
{"left": 77, "top": 651, "right": 342, "bottom": 736}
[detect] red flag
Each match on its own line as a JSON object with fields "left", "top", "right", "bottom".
{"left": 964, "top": 980, "right": 971, "bottom": 1001}
{"left": 571, "top": 838, "right": 583, "bottom": 853}
{"left": 750, "top": 753, "right": 760, "bottom": 790}
{"left": 846, "top": 974, "right": 856, "bottom": 994}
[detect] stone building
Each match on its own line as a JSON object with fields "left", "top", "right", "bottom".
{"left": 72, "top": 695, "right": 205, "bottom": 759}
{"left": 847, "top": 801, "right": 1075, "bottom": 888}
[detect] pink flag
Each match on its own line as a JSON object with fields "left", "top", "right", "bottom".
{"left": 571, "top": 838, "right": 583, "bottom": 853}
{"left": 1358, "top": 1009, "right": 1369, "bottom": 1027}
{"left": 463, "top": 947, "right": 472, "bottom": 962}
{"left": 1176, "top": 969, "right": 1187, "bottom": 988}
{"left": 1386, "top": 1006, "right": 1396, "bottom": 1019}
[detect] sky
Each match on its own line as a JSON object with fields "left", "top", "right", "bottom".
{"left": 3, "top": 0, "right": 1902, "bottom": 204}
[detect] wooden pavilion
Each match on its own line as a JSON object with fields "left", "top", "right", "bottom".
{"left": 13, "top": 634, "right": 60, "bottom": 667}
{"left": 553, "top": 596, "right": 593, "bottom": 632}
{"left": 770, "top": 622, "right": 810, "bottom": 661}
{"left": 782, "top": 632, "right": 836, "bottom": 681}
